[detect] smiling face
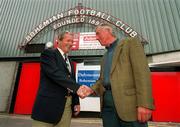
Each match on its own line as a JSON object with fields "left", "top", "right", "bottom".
{"left": 58, "top": 32, "right": 73, "bottom": 53}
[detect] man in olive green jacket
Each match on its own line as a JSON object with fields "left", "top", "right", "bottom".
{"left": 90, "top": 24, "right": 154, "bottom": 127}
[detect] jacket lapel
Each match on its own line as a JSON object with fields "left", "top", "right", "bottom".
{"left": 55, "top": 49, "right": 70, "bottom": 73}
{"left": 69, "top": 58, "right": 74, "bottom": 76}
{"left": 110, "top": 40, "right": 125, "bottom": 74}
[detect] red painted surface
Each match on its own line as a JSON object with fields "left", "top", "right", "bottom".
{"left": 151, "top": 72, "right": 180, "bottom": 122}
{"left": 13, "top": 63, "right": 180, "bottom": 122}
{"left": 14, "top": 63, "right": 40, "bottom": 114}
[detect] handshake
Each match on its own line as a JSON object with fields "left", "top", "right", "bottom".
{"left": 76, "top": 85, "right": 94, "bottom": 99}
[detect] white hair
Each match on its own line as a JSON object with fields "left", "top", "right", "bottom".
{"left": 96, "top": 24, "right": 116, "bottom": 37}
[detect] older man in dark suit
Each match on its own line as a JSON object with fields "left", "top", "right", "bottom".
{"left": 31, "top": 32, "right": 92, "bottom": 127}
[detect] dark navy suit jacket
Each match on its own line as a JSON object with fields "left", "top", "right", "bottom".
{"left": 31, "top": 48, "right": 80, "bottom": 124}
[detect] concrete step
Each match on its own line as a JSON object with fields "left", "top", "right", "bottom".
{"left": 0, "top": 114, "right": 180, "bottom": 127}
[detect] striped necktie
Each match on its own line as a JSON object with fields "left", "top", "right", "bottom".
{"left": 64, "top": 54, "right": 71, "bottom": 73}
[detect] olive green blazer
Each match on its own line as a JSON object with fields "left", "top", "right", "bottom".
{"left": 91, "top": 37, "right": 154, "bottom": 121}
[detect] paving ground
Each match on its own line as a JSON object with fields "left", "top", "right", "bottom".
{"left": 0, "top": 113, "right": 180, "bottom": 127}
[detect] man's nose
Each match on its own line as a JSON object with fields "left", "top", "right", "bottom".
{"left": 69, "top": 41, "right": 73, "bottom": 46}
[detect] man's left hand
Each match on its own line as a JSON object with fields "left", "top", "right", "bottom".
{"left": 73, "top": 105, "right": 80, "bottom": 116}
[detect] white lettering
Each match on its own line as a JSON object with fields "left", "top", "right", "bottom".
{"left": 30, "top": 32, "right": 35, "bottom": 37}
{"left": 88, "top": 19, "right": 100, "bottom": 25}
{"left": 86, "top": 9, "right": 91, "bottom": 15}
{"left": 116, "top": 20, "right": 126, "bottom": 30}
{"left": 80, "top": 17, "right": 85, "bottom": 22}
{"left": 61, "top": 20, "right": 66, "bottom": 26}
{"left": 68, "top": 10, "right": 73, "bottom": 15}
{"left": 52, "top": 16, "right": 57, "bottom": 21}
{"left": 49, "top": 18, "right": 53, "bottom": 23}
{"left": 56, "top": 22, "right": 62, "bottom": 28}
{"left": 43, "top": 20, "right": 50, "bottom": 26}
{"left": 53, "top": 24, "right": 57, "bottom": 29}
{"left": 57, "top": 13, "right": 64, "bottom": 19}
{"left": 66, "top": 19, "right": 71, "bottom": 24}
{"left": 74, "top": 9, "right": 79, "bottom": 15}
{"left": 34, "top": 27, "right": 41, "bottom": 33}
{"left": 38, "top": 24, "right": 44, "bottom": 29}
{"left": 120, "top": 24, "right": 125, "bottom": 30}
{"left": 90, "top": 10, "right": 96, "bottom": 15}
{"left": 101, "top": 13, "right": 106, "bottom": 19}
{"left": 106, "top": 15, "right": 111, "bottom": 21}
{"left": 25, "top": 35, "right": 32, "bottom": 41}
{"left": 71, "top": 18, "right": 76, "bottom": 23}
{"left": 96, "top": 12, "right": 101, "bottom": 17}
{"left": 125, "top": 27, "right": 132, "bottom": 34}
{"left": 116, "top": 21, "right": 122, "bottom": 26}
{"left": 80, "top": 9, "right": 85, "bottom": 14}
{"left": 95, "top": 20, "right": 100, "bottom": 25}
{"left": 76, "top": 18, "right": 80, "bottom": 22}
{"left": 24, "top": 8, "right": 140, "bottom": 44}
{"left": 130, "top": 31, "right": 137, "bottom": 37}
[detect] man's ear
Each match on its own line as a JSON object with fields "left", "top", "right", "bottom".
{"left": 58, "top": 40, "right": 61, "bottom": 46}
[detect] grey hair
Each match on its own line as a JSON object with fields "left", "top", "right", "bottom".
{"left": 96, "top": 23, "right": 116, "bottom": 37}
{"left": 57, "top": 31, "right": 72, "bottom": 41}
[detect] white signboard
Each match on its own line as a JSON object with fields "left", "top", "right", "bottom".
{"left": 76, "top": 63, "right": 101, "bottom": 112}
{"left": 71, "top": 32, "right": 105, "bottom": 50}
{"left": 78, "top": 32, "right": 105, "bottom": 49}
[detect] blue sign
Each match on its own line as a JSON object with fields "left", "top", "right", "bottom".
{"left": 77, "top": 70, "right": 100, "bottom": 87}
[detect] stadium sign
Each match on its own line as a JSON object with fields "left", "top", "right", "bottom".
{"left": 20, "top": 6, "right": 146, "bottom": 48}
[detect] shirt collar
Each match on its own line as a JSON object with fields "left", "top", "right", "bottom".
{"left": 106, "top": 38, "right": 118, "bottom": 50}
{"left": 57, "top": 47, "right": 66, "bottom": 59}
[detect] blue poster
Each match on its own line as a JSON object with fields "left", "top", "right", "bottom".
{"left": 77, "top": 70, "right": 100, "bottom": 87}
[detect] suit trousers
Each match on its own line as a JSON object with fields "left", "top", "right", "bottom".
{"left": 102, "top": 91, "right": 148, "bottom": 127}
{"left": 32, "top": 96, "right": 72, "bottom": 127}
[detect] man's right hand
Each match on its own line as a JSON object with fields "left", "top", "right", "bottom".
{"left": 77, "top": 85, "right": 94, "bottom": 99}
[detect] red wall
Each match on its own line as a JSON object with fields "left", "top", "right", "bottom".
{"left": 14, "top": 63, "right": 40, "bottom": 114}
{"left": 13, "top": 62, "right": 76, "bottom": 114}
{"left": 151, "top": 72, "right": 180, "bottom": 122}
{"left": 13, "top": 63, "right": 180, "bottom": 122}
